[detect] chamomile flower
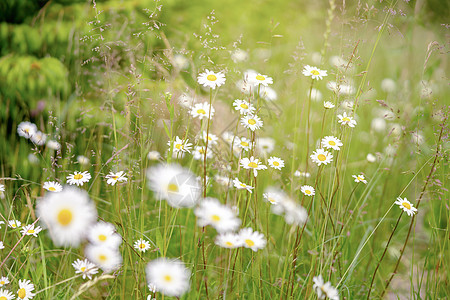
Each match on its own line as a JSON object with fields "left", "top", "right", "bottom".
{"left": 352, "top": 174, "right": 367, "bottom": 184}
{"left": 46, "top": 140, "right": 61, "bottom": 150}
{"left": 395, "top": 197, "right": 418, "bottom": 217}
{"left": 134, "top": 239, "right": 151, "bottom": 252}
{"left": 234, "top": 136, "right": 252, "bottom": 151}
{"left": 17, "top": 279, "right": 35, "bottom": 300}
{"left": 263, "top": 187, "right": 286, "bottom": 205}
{"left": 105, "top": 171, "right": 128, "bottom": 186}
{"left": 239, "top": 228, "right": 266, "bottom": 252}
{"left": 215, "top": 232, "right": 242, "bottom": 249}
{"left": 168, "top": 136, "right": 192, "bottom": 154}
{"left": 30, "top": 131, "right": 46, "bottom": 146}
{"left": 260, "top": 85, "right": 277, "bottom": 101}
{"left": 190, "top": 102, "right": 215, "bottom": 120}
{"left": 202, "top": 131, "right": 218, "bottom": 146}
{"left": 337, "top": 112, "right": 357, "bottom": 127}
{"left": 77, "top": 155, "right": 90, "bottom": 165}
{"left": 240, "top": 156, "right": 267, "bottom": 176}
{"left": 301, "top": 185, "right": 315, "bottom": 196}
{"left": 313, "top": 275, "right": 339, "bottom": 300}
{"left": 87, "top": 222, "right": 122, "bottom": 249}
{"left": 241, "top": 115, "right": 263, "bottom": 131}
{"left": 20, "top": 224, "right": 43, "bottom": 237}
{"left": 324, "top": 101, "right": 335, "bottom": 109}
{"left": 36, "top": 186, "right": 97, "bottom": 247}
{"left": 66, "top": 171, "right": 91, "bottom": 186}
{"left": 277, "top": 197, "right": 308, "bottom": 226}
{"left": 248, "top": 73, "right": 273, "bottom": 86}
{"left": 233, "top": 178, "right": 254, "bottom": 193}
{"left": 85, "top": 244, "right": 122, "bottom": 273}
{"left": 321, "top": 136, "right": 343, "bottom": 151}
{"left": 146, "top": 258, "right": 191, "bottom": 297}
{"left": 0, "top": 277, "right": 9, "bottom": 287}
{"left": 233, "top": 99, "right": 256, "bottom": 115}
{"left": 0, "top": 288, "right": 14, "bottom": 300}
{"left": 43, "top": 181, "right": 63, "bottom": 192}
{"left": 268, "top": 157, "right": 285, "bottom": 170}
{"left": 197, "top": 69, "right": 226, "bottom": 89}
{"left": 193, "top": 146, "right": 213, "bottom": 161}
{"left": 310, "top": 149, "right": 333, "bottom": 166}
{"left": 72, "top": 258, "right": 99, "bottom": 280}
{"left": 8, "top": 220, "right": 21, "bottom": 229}
{"left": 17, "top": 122, "right": 37, "bottom": 139}
{"left": 194, "top": 198, "right": 241, "bottom": 233}
{"left": 302, "top": 65, "right": 327, "bottom": 80}
{"left": 146, "top": 163, "right": 201, "bottom": 208}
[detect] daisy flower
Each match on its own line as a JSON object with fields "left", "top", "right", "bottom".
{"left": 17, "top": 122, "right": 37, "bottom": 139}
{"left": 147, "top": 150, "right": 161, "bottom": 160}
{"left": 0, "top": 288, "right": 14, "bottom": 300}
{"left": 168, "top": 136, "right": 192, "bottom": 154}
{"left": 215, "top": 232, "right": 242, "bottom": 249}
{"left": 233, "top": 99, "right": 256, "bottom": 115}
{"left": 30, "top": 131, "right": 46, "bottom": 146}
{"left": 313, "top": 275, "right": 339, "bottom": 300}
{"left": 301, "top": 185, "right": 315, "bottom": 196}
{"left": 352, "top": 174, "right": 367, "bottom": 184}
{"left": 197, "top": 69, "right": 226, "bottom": 89}
{"left": 190, "top": 102, "right": 215, "bottom": 120}
{"left": 324, "top": 101, "right": 335, "bottom": 109}
{"left": 72, "top": 258, "right": 99, "bottom": 280}
{"left": 43, "top": 181, "right": 63, "bottom": 192}
{"left": 134, "top": 238, "right": 151, "bottom": 252}
{"left": 17, "top": 279, "right": 35, "bottom": 300}
{"left": 77, "top": 155, "right": 90, "bottom": 165}
{"left": 240, "top": 156, "right": 267, "bottom": 176}
{"left": 241, "top": 114, "right": 263, "bottom": 131}
{"left": 239, "top": 228, "right": 266, "bottom": 252}
{"left": 263, "top": 187, "right": 287, "bottom": 205}
{"left": 105, "top": 171, "right": 128, "bottom": 186}
{"left": 234, "top": 136, "right": 252, "bottom": 151}
{"left": 268, "top": 157, "right": 285, "bottom": 170}
{"left": 8, "top": 220, "right": 21, "bottom": 229}
{"left": 310, "top": 149, "right": 333, "bottom": 166}
{"left": 202, "top": 131, "right": 218, "bottom": 146}
{"left": 146, "top": 258, "right": 191, "bottom": 298}
{"left": 260, "top": 85, "right": 277, "bottom": 101}
{"left": 36, "top": 186, "right": 97, "bottom": 247}
{"left": 337, "top": 112, "right": 357, "bottom": 127}
{"left": 321, "top": 136, "right": 343, "bottom": 151}
{"left": 87, "top": 222, "right": 122, "bottom": 249}
{"left": 233, "top": 178, "right": 254, "bottom": 193}
{"left": 0, "top": 277, "right": 9, "bottom": 287}
{"left": 0, "top": 184, "right": 4, "bottom": 192}
{"left": 194, "top": 198, "right": 241, "bottom": 233}
{"left": 256, "top": 137, "right": 275, "bottom": 154}
{"left": 20, "top": 224, "right": 43, "bottom": 237}
{"left": 66, "top": 171, "right": 91, "bottom": 186}
{"left": 46, "top": 140, "right": 61, "bottom": 150}
{"left": 146, "top": 163, "right": 201, "bottom": 208}
{"left": 85, "top": 244, "right": 122, "bottom": 273}
{"left": 302, "top": 65, "right": 327, "bottom": 80}
{"left": 193, "top": 146, "right": 213, "bottom": 161}
{"left": 248, "top": 73, "right": 273, "bottom": 86}
{"left": 395, "top": 197, "right": 418, "bottom": 217}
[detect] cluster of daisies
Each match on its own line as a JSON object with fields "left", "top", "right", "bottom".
{"left": 0, "top": 279, "right": 35, "bottom": 300}
{"left": 17, "top": 121, "right": 61, "bottom": 150}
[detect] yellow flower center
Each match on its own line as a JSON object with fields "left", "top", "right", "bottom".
{"left": 198, "top": 148, "right": 205, "bottom": 154}
{"left": 18, "top": 288, "right": 26, "bottom": 299}
{"left": 74, "top": 174, "right": 83, "bottom": 180}
{"left": 342, "top": 117, "right": 350, "bottom": 122}
{"left": 0, "top": 281, "right": 4, "bottom": 284}
{"left": 256, "top": 75, "right": 265, "bottom": 81}
{"left": 206, "top": 74, "right": 217, "bottom": 81}
{"left": 139, "top": 243, "right": 146, "bottom": 249}
{"left": 167, "top": 183, "right": 179, "bottom": 192}
{"left": 99, "top": 254, "right": 107, "bottom": 262}
{"left": 225, "top": 241, "right": 233, "bottom": 247}
{"left": 197, "top": 109, "right": 206, "bottom": 114}
{"left": 112, "top": 176, "right": 119, "bottom": 180}
{"left": 57, "top": 209, "right": 73, "bottom": 226}
{"left": 269, "top": 198, "right": 276, "bottom": 203}
{"left": 163, "top": 275, "right": 172, "bottom": 282}
{"left": 28, "top": 229, "right": 35, "bottom": 234}
{"left": 211, "top": 214, "right": 221, "bottom": 222}
{"left": 311, "top": 70, "right": 320, "bottom": 75}
{"left": 248, "top": 119, "right": 256, "bottom": 125}
{"left": 48, "top": 187, "right": 56, "bottom": 191}
{"left": 245, "top": 239, "right": 255, "bottom": 247}
{"left": 240, "top": 183, "right": 246, "bottom": 187}
{"left": 240, "top": 103, "right": 249, "bottom": 109}
{"left": 175, "top": 144, "right": 183, "bottom": 150}
{"left": 81, "top": 267, "right": 86, "bottom": 272}
{"left": 0, "top": 296, "right": 5, "bottom": 300}
{"left": 402, "top": 202, "right": 411, "bottom": 210}
{"left": 11, "top": 224, "right": 17, "bottom": 228}
{"left": 317, "top": 154, "right": 326, "bottom": 161}
{"left": 273, "top": 161, "right": 279, "bottom": 166}
{"left": 248, "top": 162, "right": 258, "bottom": 168}
{"left": 98, "top": 234, "right": 107, "bottom": 241}
{"left": 241, "top": 141, "right": 249, "bottom": 147}
{"left": 305, "top": 190, "right": 311, "bottom": 194}
{"left": 328, "top": 140, "right": 336, "bottom": 146}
